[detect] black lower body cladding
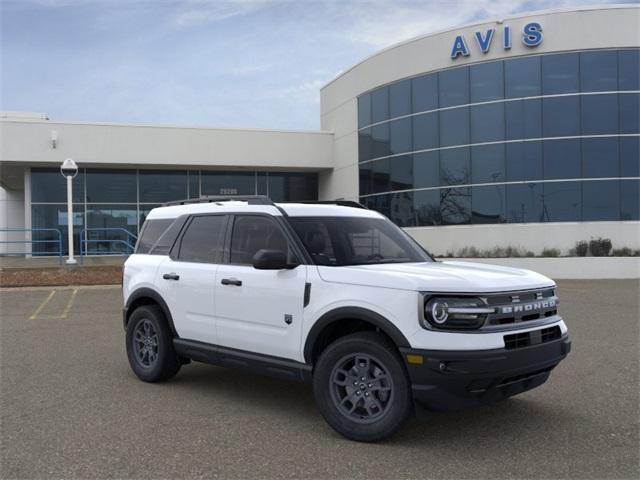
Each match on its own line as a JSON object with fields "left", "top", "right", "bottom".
{"left": 400, "top": 334, "right": 571, "bottom": 411}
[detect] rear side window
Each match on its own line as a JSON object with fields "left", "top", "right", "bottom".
{"left": 177, "top": 215, "right": 227, "bottom": 263}
{"left": 229, "top": 216, "right": 292, "bottom": 265}
{"left": 136, "top": 219, "right": 173, "bottom": 254}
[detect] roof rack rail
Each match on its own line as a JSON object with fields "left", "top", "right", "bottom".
{"left": 163, "top": 195, "right": 275, "bottom": 207}
{"left": 293, "top": 200, "right": 368, "bottom": 210}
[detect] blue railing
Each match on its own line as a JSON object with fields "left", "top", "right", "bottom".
{"left": 79, "top": 228, "right": 138, "bottom": 258}
{"left": 0, "top": 228, "right": 63, "bottom": 264}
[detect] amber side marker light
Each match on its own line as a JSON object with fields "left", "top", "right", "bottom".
{"left": 406, "top": 354, "right": 424, "bottom": 365}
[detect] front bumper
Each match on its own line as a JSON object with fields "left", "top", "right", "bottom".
{"left": 400, "top": 334, "right": 571, "bottom": 411}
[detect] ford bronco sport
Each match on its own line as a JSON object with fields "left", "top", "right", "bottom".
{"left": 123, "top": 196, "right": 570, "bottom": 442}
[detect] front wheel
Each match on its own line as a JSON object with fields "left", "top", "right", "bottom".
{"left": 313, "top": 332, "right": 412, "bottom": 442}
{"left": 126, "top": 305, "right": 181, "bottom": 382}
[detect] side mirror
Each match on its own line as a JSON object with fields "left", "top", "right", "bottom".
{"left": 252, "top": 249, "right": 298, "bottom": 270}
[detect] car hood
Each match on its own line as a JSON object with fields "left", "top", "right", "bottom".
{"left": 316, "top": 261, "right": 554, "bottom": 293}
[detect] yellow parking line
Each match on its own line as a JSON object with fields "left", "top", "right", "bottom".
{"left": 59, "top": 288, "right": 78, "bottom": 319}
{"left": 29, "top": 290, "right": 56, "bottom": 320}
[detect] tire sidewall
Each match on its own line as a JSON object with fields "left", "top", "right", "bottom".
{"left": 313, "top": 332, "right": 412, "bottom": 442}
{"left": 126, "top": 305, "right": 177, "bottom": 382}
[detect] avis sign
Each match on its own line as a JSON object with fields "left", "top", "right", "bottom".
{"left": 450, "top": 22, "right": 543, "bottom": 59}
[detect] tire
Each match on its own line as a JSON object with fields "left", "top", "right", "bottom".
{"left": 313, "top": 332, "right": 412, "bottom": 442}
{"left": 126, "top": 304, "right": 181, "bottom": 382}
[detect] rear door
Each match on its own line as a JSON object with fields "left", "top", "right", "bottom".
{"left": 214, "top": 214, "right": 307, "bottom": 361}
{"left": 157, "top": 214, "right": 228, "bottom": 345}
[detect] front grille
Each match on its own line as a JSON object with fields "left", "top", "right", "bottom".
{"left": 484, "top": 288, "right": 558, "bottom": 328}
{"left": 504, "top": 326, "right": 562, "bottom": 350}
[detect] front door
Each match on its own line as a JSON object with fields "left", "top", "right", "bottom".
{"left": 215, "top": 215, "right": 307, "bottom": 361}
{"left": 157, "top": 214, "right": 228, "bottom": 345}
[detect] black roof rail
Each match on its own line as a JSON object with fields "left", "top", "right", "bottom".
{"left": 292, "top": 200, "right": 369, "bottom": 210}
{"left": 163, "top": 195, "right": 275, "bottom": 207}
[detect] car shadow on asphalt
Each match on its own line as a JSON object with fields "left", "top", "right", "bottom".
{"left": 146, "top": 362, "right": 580, "bottom": 446}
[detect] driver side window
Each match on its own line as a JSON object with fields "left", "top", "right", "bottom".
{"left": 229, "top": 216, "right": 293, "bottom": 265}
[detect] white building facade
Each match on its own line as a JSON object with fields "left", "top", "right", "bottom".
{"left": 1, "top": 5, "right": 639, "bottom": 257}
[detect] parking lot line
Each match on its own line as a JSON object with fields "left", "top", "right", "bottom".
{"left": 29, "top": 289, "right": 56, "bottom": 320}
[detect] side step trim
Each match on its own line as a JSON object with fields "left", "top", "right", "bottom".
{"left": 173, "top": 339, "right": 313, "bottom": 383}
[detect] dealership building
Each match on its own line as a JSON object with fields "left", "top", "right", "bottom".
{"left": 1, "top": 5, "right": 638, "bottom": 257}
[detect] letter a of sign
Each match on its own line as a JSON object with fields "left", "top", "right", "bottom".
{"left": 475, "top": 29, "right": 495, "bottom": 53}
{"left": 450, "top": 35, "right": 470, "bottom": 59}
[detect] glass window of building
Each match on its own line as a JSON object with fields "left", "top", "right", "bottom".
{"left": 505, "top": 99, "right": 542, "bottom": 140}
{"left": 470, "top": 60, "right": 504, "bottom": 103}
{"left": 86, "top": 205, "right": 138, "bottom": 253}
{"left": 470, "top": 102, "right": 504, "bottom": 143}
{"left": 201, "top": 171, "right": 255, "bottom": 196}
{"left": 583, "top": 180, "right": 620, "bottom": 221}
{"left": 359, "top": 163, "right": 373, "bottom": 196}
{"left": 621, "top": 137, "right": 640, "bottom": 177}
{"left": 371, "top": 123, "right": 390, "bottom": 159}
{"left": 389, "top": 155, "right": 413, "bottom": 191}
{"left": 86, "top": 169, "right": 137, "bottom": 203}
{"left": 370, "top": 87, "right": 389, "bottom": 124}
{"left": 439, "top": 67, "right": 469, "bottom": 108}
{"left": 359, "top": 129, "right": 373, "bottom": 162}
{"left": 542, "top": 96, "right": 580, "bottom": 137}
{"left": 31, "top": 168, "right": 85, "bottom": 203}
{"left": 413, "top": 151, "right": 439, "bottom": 189}
{"left": 31, "top": 204, "right": 84, "bottom": 255}
{"left": 414, "top": 189, "right": 441, "bottom": 225}
{"left": 543, "top": 182, "right": 582, "bottom": 222}
{"left": 581, "top": 94, "right": 619, "bottom": 135}
{"left": 439, "top": 107, "right": 469, "bottom": 147}
{"left": 472, "top": 185, "right": 505, "bottom": 224}
{"left": 621, "top": 180, "right": 640, "bottom": 220}
{"left": 471, "top": 144, "right": 505, "bottom": 184}
{"left": 620, "top": 93, "right": 640, "bottom": 134}
{"left": 372, "top": 159, "right": 391, "bottom": 193}
{"left": 389, "top": 79, "right": 411, "bottom": 118}
{"left": 358, "top": 94, "right": 371, "bottom": 128}
{"left": 412, "top": 112, "right": 439, "bottom": 151}
{"left": 440, "top": 148, "right": 470, "bottom": 186}
{"left": 543, "top": 139, "right": 581, "bottom": 180}
{"left": 257, "top": 172, "right": 268, "bottom": 196}
{"left": 581, "top": 50, "right": 618, "bottom": 92}
{"left": 411, "top": 74, "right": 438, "bottom": 113}
{"left": 188, "top": 171, "right": 200, "bottom": 199}
{"left": 139, "top": 205, "right": 161, "bottom": 229}
{"left": 506, "top": 142, "right": 543, "bottom": 182}
{"left": 582, "top": 137, "right": 620, "bottom": 178}
{"left": 139, "top": 170, "right": 187, "bottom": 203}
{"left": 618, "top": 49, "right": 640, "bottom": 91}
{"left": 389, "top": 117, "right": 412, "bottom": 155}
{"left": 267, "top": 173, "right": 318, "bottom": 202}
{"left": 541, "top": 52, "right": 579, "bottom": 95}
{"left": 389, "top": 191, "right": 416, "bottom": 227}
{"left": 506, "top": 183, "right": 543, "bottom": 223}
{"left": 505, "top": 56, "right": 541, "bottom": 98}
{"left": 440, "top": 187, "right": 471, "bottom": 225}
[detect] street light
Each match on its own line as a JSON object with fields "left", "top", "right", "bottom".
{"left": 60, "top": 158, "right": 78, "bottom": 265}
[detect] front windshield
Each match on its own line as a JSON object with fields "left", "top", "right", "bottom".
{"left": 288, "top": 216, "right": 433, "bottom": 266}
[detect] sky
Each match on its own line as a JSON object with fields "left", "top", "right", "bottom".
{"left": 1, "top": 0, "right": 636, "bottom": 130}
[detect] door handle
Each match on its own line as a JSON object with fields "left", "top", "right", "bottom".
{"left": 221, "top": 278, "right": 242, "bottom": 286}
{"left": 163, "top": 273, "right": 180, "bottom": 281}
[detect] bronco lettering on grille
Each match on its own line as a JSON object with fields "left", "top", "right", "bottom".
{"left": 500, "top": 299, "right": 556, "bottom": 314}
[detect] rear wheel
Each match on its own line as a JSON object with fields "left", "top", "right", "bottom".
{"left": 126, "top": 305, "right": 180, "bottom": 382}
{"left": 313, "top": 332, "right": 412, "bottom": 442}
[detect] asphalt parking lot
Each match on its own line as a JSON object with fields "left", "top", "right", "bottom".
{"left": 1, "top": 280, "right": 638, "bottom": 479}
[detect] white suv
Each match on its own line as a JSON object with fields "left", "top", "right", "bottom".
{"left": 123, "top": 196, "right": 570, "bottom": 442}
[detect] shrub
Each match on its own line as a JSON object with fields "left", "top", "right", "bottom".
{"left": 611, "top": 247, "right": 640, "bottom": 257}
{"left": 589, "top": 237, "right": 612, "bottom": 257}
{"left": 575, "top": 241, "right": 589, "bottom": 257}
{"left": 540, "top": 248, "right": 561, "bottom": 257}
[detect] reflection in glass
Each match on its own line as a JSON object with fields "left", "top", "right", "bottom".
{"left": 32, "top": 168, "right": 85, "bottom": 203}
{"left": 389, "top": 117, "right": 412, "bottom": 155}
{"left": 505, "top": 99, "right": 542, "bottom": 140}
{"left": 371, "top": 87, "right": 389, "bottom": 123}
{"left": 620, "top": 93, "right": 640, "bottom": 134}
{"left": 439, "top": 107, "right": 469, "bottom": 147}
{"left": 440, "top": 148, "right": 470, "bottom": 186}
{"left": 412, "top": 112, "right": 439, "bottom": 151}
{"left": 414, "top": 151, "right": 439, "bottom": 189}
{"left": 505, "top": 56, "right": 541, "bottom": 98}
{"left": 267, "top": 173, "right": 317, "bottom": 202}
{"left": 471, "top": 144, "right": 505, "bottom": 184}
{"left": 583, "top": 180, "right": 620, "bottom": 221}
{"left": 389, "top": 191, "right": 415, "bottom": 227}
{"left": 358, "top": 94, "right": 371, "bottom": 128}
{"left": 582, "top": 138, "right": 619, "bottom": 178}
{"left": 541, "top": 53, "right": 579, "bottom": 95}
{"left": 621, "top": 180, "right": 640, "bottom": 220}
{"left": 389, "top": 79, "right": 411, "bottom": 118}
{"left": 470, "top": 103, "right": 504, "bottom": 143}
{"left": 188, "top": 171, "right": 200, "bottom": 199}
{"left": 359, "top": 163, "right": 373, "bottom": 196}
{"left": 506, "top": 183, "right": 543, "bottom": 223}
{"left": 439, "top": 67, "right": 469, "bottom": 108}
{"left": 86, "top": 205, "right": 138, "bottom": 254}
{"left": 542, "top": 96, "right": 580, "bottom": 137}
{"left": 359, "top": 129, "right": 373, "bottom": 162}
{"left": 372, "top": 159, "right": 391, "bottom": 194}
{"left": 440, "top": 187, "right": 471, "bottom": 225}
{"left": 86, "top": 169, "right": 136, "bottom": 203}
{"left": 506, "top": 142, "right": 543, "bottom": 182}
{"left": 414, "top": 189, "right": 441, "bottom": 226}
{"left": 472, "top": 185, "right": 505, "bottom": 224}
{"left": 412, "top": 74, "right": 438, "bottom": 113}
{"left": 31, "top": 204, "right": 84, "bottom": 255}
{"left": 581, "top": 51, "right": 618, "bottom": 92}
{"left": 139, "top": 170, "right": 187, "bottom": 203}
{"left": 201, "top": 171, "right": 255, "bottom": 196}
{"left": 371, "top": 123, "right": 390, "bottom": 159}
{"left": 543, "top": 139, "right": 580, "bottom": 180}
{"left": 543, "top": 182, "right": 581, "bottom": 222}
{"left": 390, "top": 155, "right": 413, "bottom": 191}
{"left": 470, "top": 61, "right": 504, "bottom": 102}
{"left": 618, "top": 49, "right": 640, "bottom": 91}
{"left": 621, "top": 137, "right": 640, "bottom": 177}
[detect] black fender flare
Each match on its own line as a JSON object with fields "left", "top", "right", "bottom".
{"left": 124, "top": 287, "right": 179, "bottom": 338}
{"left": 303, "top": 306, "right": 410, "bottom": 363}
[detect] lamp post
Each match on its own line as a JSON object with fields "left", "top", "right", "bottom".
{"left": 60, "top": 158, "right": 78, "bottom": 265}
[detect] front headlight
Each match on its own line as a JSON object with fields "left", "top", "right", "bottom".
{"left": 422, "top": 296, "right": 494, "bottom": 330}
